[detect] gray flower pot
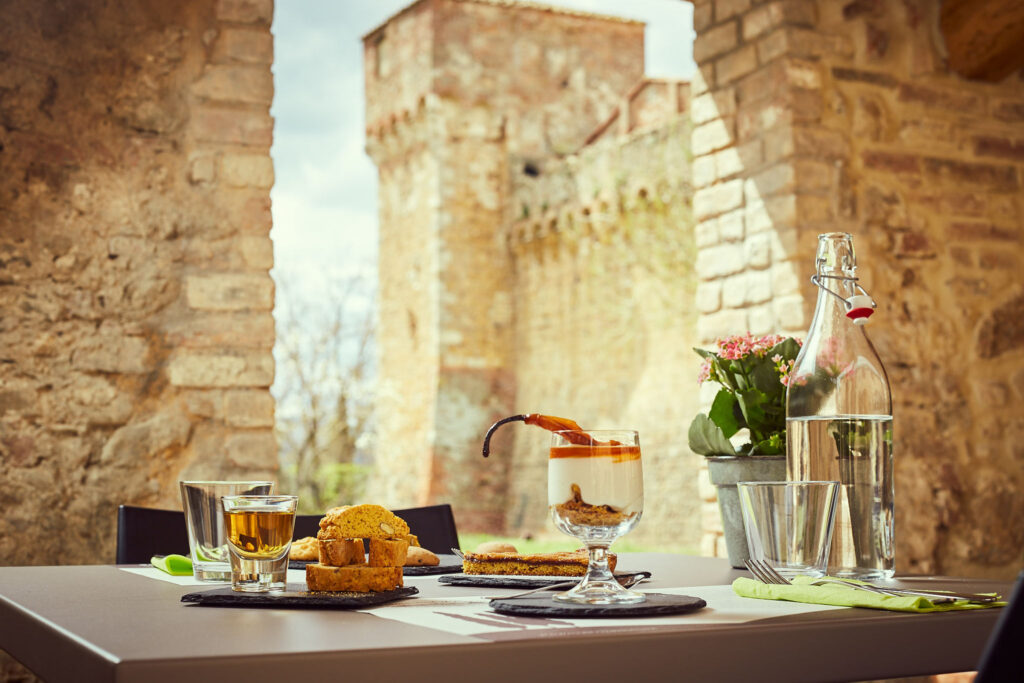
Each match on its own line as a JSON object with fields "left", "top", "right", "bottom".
{"left": 706, "top": 455, "right": 787, "bottom": 568}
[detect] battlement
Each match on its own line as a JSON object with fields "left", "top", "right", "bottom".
{"left": 363, "top": 0, "right": 645, "bottom": 158}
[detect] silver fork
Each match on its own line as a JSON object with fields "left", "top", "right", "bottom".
{"left": 745, "top": 559, "right": 970, "bottom": 603}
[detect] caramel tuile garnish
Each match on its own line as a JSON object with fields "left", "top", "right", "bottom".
{"left": 481, "top": 413, "right": 591, "bottom": 457}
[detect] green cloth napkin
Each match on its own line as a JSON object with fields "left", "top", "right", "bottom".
{"left": 733, "top": 576, "right": 1006, "bottom": 613}
{"left": 150, "top": 554, "right": 194, "bottom": 576}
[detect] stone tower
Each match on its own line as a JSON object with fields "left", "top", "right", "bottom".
{"left": 363, "top": 0, "right": 645, "bottom": 531}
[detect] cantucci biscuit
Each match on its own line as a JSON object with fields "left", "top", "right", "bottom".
{"left": 305, "top": 563, "right": 404, "bottom": 592}
{"left": 405, "top": 546, "right": 439, "bottom": 566}
{"left": 289, "top": 536, "right": 318, "bottom": 561}
{"left": 318, "top": 538, "right": 366, "bottom": 567}
{"left": 317, "top": 504, "right": 411, "bottom": 540}
{"left": 367, "top": 538, "right": 409, "bottom": 567}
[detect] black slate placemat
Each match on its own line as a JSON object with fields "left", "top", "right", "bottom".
{"left": 489, "top": 592, "right": 705, "bottom": 618}
{"left": 288, "top": 554, "right": 463, "bottom": 575}
{"left": 181, "top": 584, "right": 418, "bottom": 609}
{"left": 439, "top": 571, "right": 650, "bottom": 590}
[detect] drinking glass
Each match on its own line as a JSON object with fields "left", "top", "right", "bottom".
{"left": 222, "top": 495, "right": 298, "bottom": 592}
{"left": 179, "top": 480, "right": 274, "bottom": 581}
{"left": 548, "top": 429, "right": 644, "bottom": 604}
{"left": 737, "top": 480, "right": 839, "bottom": 578}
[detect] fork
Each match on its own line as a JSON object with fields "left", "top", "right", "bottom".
{"left": 744, "top": 559, "right": 997, "bottom": 603}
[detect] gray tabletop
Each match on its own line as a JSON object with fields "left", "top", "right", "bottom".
{"left": 0, "top": 554, "right": 1010, "bottom": 683}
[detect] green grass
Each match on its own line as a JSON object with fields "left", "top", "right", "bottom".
{"left": 457, "top": 532, "right": 695, "bottom": 555}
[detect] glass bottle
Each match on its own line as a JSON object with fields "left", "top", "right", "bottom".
{"left": 786, "top": 232, "right": 894, "bottom": 579}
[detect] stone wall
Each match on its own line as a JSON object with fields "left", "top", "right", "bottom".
{"left": 506, "top": 113, "right": 699, "bottom": 547}
{"left": 0, "top": 0, "right": 278, "bottom": 568}
{"left": 691, "top": 0, "right": 1024, "bottom": 577}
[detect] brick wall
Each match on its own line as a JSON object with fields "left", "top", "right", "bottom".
{"left": 0, "top": 0, "right": 278, "bottom": 566}
{"left": 691, "top": 0, "right": 1024, "bottom": 576}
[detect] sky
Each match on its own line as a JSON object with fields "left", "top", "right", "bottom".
{"left": 268, "top": 0, "right": 696, "bottom": 287}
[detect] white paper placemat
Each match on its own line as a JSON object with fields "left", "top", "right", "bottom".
{"left": 120, "top": 566, "right": 308, "bottom": 586}
{"left": 360, "top": 584, "right": 844, "bottom": 637}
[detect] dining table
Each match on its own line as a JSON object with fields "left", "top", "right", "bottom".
{"left": 0, "top": 553, "right": 1011, "bottom": 683}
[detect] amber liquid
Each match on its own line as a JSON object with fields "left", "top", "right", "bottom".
{"left": 224, "top": 509, "right": 294, "bottom": 560}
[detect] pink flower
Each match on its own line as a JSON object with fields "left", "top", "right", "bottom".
{"left": 697, "top": 358, "right": 712, "bottom": 384}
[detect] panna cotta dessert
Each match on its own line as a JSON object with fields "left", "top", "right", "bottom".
{"left": 548, "top": 443, "right": 643, "bottom": 528}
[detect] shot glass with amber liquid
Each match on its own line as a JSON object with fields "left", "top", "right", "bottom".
{"left": 222, "top": 495, "right": 298, "bottom": 592}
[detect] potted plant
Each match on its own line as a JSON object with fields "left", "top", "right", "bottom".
{"left": 688, "top": 333, "right": 802, "bottom": 567}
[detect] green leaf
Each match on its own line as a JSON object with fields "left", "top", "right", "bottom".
{"left": 749, "top": 432, "right": 785, "bottom": 455}
{"left": 693, "top": 347, "right": 716, "bottom": 360}
{"left": 736, "top": 389, "right": 768, "bottom": 432}
{"left": 708, "top": 389, "right": 740, "bottom": 438}
{"left": 688, "top": 414, "right": 737, "bottom": 456}
{"left": 749, "top": 357, "right": 782, "bottom": 397}
{"left": 770, "top": 337, "right": 802, "bottom": 362}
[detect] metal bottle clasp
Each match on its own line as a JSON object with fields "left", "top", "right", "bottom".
{"left": 811, "top": 274, "right": 876, "bottom": 325}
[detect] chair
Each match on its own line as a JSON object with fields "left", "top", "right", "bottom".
{"left": 115, "top": 502, "right": 460, "bottom": 563}
{"left": 975, "top": 569, "right": 1024, "bottom": 682}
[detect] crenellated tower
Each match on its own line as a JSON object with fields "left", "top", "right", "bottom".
{"left": 363, "top": 0, "right": 645, "bottom": 530}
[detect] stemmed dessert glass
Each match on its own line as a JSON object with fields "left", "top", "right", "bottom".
{"left": 548, "top": 429, "right": 645, "bottom": 604}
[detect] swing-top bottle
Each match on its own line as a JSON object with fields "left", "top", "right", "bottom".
{"left": 786, "top": 232, "right": 894, "bottom": 579}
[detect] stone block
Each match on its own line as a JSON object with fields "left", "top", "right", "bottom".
{"left": 716, "top": 0, "right": 752, "bottom": 21}
{"left": 697, "top": 466, "right": 716, "bottom": 501}
{"left": 238, "top": 236, "right": 274, "bottom": 269}
{"left": 224, "top": 389, "right": 275, "bottom": 427}
{"left": 212, "top": 28, "right": 274, "bottom": 64}
{"left": 692, "top": 155, "right": 718, "bottom": 189}
{"left": 216, "top": 0, "right": 273, "bottom": 24}
{"left": 692, "top": 118, "right": 734, "bottom": 157}
{"left": 696, "top": 281, "right": 723, "bottom": 313}
{"left": 757, "top": 28, "right": 788, "bottom": 64}
{"left": 693, "top": 179, "right": 744, "bottom": 221}
{"left": 992, "top": 98, "right": 1024, "bottom": 122}
{"left": 696, "top": 243, "right": 746, "bottom": 280}
{"left": 691, "top": 88, "right": 736, "bottom": 125}
{"left": 771, "top": 261, "right": 801, "bottom": 296}
{"left": 746, "top": 162, "right": 794, "bottom": 199}
{"left": 165, "top": 312, "right": 275, "bottom": 349}
{"left": 225, "top": 430, "right": 278, "bottom": 469}
{"left": 191, "top": 107, "right": 273, "bottom": 146}
{"left": 773, "top": 294, "right": 806, "bottom": 330}
{"left": 691, "top": 64, "right": 713, "bottom": 97}
{"left": 693, "top": 0, "right": 713, "bottom": 31}
{"left": 718, "top": 208, "right": 745, "bottom": 241}
{"left": 747, "top": 302, "right": 774, "bottom": 334}
{"left": 693, "top": 21, "right": 738, "bottom": 63}
{"left": 716, "top": 45, "right": 758, "bottom": 85}
{"left": 100, "top": 410, "right": 192, "bottom": 467}
{"left": 715, "top": 145, "right": 746, "bottom": 179}
{"left": 922, "top": 157, "right": 1018, "bottom": 191}
{"left": 167, "top": 351, "right": 274, "bottom": 387}
{"left": 745, "top": 234, "right": 772, "bottom": 269}
{"left": 221, "top": 154, "right": 275, "bottom": 188}
{"left": 186, "top": 273, "right": 273, "bottom": 311}
{"left": 696, "top": 218, "right": 721, "bottom": 248}
{"left": 973, "top": 135, "right": 1024, "bottom": 163}
{"left": 700, "top": 532, "right": 719, "bottom": 557}
{"left": 191, "top": 66, "right": 274, "bottom": 106}
{"left": 189, "top": 156, "right": 216, "bottom": 184}
{"left": 898, "top": 83, "right": 983, "bottom": 115}
{"left": 746, "top": 270, "right": 773, "bottom": 304}
{"left": 721, "top": 273, "right": 747, "bottom": 308}
{"left": 71, "top": 335, "right": 149, "bottom": 374}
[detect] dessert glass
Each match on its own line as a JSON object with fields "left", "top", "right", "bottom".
{"left": 549, "top": 429, "right": 644, "bottom": 604}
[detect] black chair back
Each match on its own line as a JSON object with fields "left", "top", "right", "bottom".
{"left": 116, "top": 502, "right": 460, "bottom": 563}
{"left": 975, "top": 569, "right": 1024, "bottom": 682}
